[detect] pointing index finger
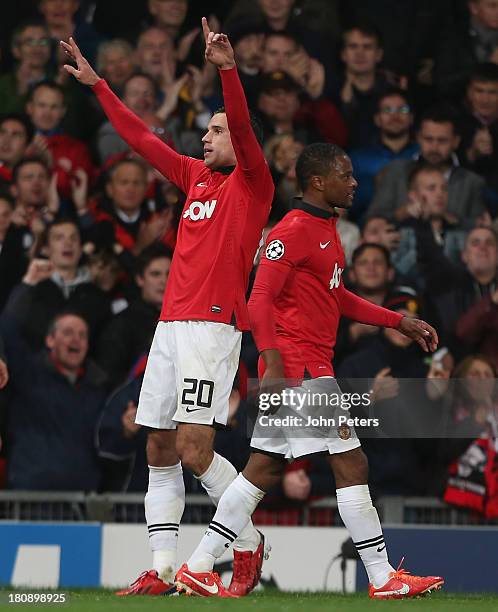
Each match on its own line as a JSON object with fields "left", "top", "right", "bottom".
{"left": 201, "top": 17, "right": 210, "bottom": 42}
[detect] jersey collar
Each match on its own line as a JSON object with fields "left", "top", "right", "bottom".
{"left": 291, "top": 197, "right": 338, "bottom": 219}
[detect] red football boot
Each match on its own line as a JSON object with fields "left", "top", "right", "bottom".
{"left": 229, "top": 530, "right": 270, "bottom": 596}
{"left": 175, "top": 563, "right": 237, "bottom": 597}
{"left": 115, "top": 570, "right": 176, "bottom": 596}
{"left": 369, "top": 559, "right": 444, "bottom": 599}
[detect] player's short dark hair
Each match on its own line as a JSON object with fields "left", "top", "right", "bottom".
{"left": 376, "top": 87, "right": 412, "bottom": 113}
{"left": 342, "top": 20, "right": 383, "bottom": 48}
{"left": 213, "top": 107, "right": 264, "bottom": 146}
{"left": 12, "top": 156, "right": 50, "bottom": 184}
{"left": 352, "top": 242, "right": 391, "bottom": 267}
{"left": 0, "top": 113, "right": 34, "bottom": 143}
{"left": 27, "top": 80, "right": 66, "bottom": 103}
{"left": 468, "top": 62, "right": 498, "bottom": 85}
{"left": 135, "top": 242, "right": 173, "bottom": 277}
{"left": 418, "top": 104, "right": 460, "bottom": 133}
{"left": 408, "top": 162, "right": 445, "bottom": 189}
{"left": 295, "top": 143, "right": 347, "bottom": 192}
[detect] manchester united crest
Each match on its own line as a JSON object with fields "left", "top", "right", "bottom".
{"left": 337, "top": 425, "right": 351, "bottom": 440}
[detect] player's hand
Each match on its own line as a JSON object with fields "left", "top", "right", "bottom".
{"left": 23, "top": 258, "right": 54, "bottom": 286}
{"left": 371, "top": 367, "right": 399, "bottom": 403}
{"left": 60, "top": 37, "right": 101, "bottom": 86}
{"left": 122, "top": 401, "right": 141, "bottom": 438}
{"left": 0, "top": 359, "right": 9, "bottom": 389}
{"left": 398, "top": 317, "right": 438, "bottom": 353}
{"left": 283, "top": 469, "right": 312, "bottom": 500}
{"left": 201, "top": 16, "right": 235, "bottom": 70}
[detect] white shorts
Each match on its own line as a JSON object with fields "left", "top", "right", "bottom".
{"left": 251, "top": 377, "right": 361, "bottom": 459}
{"left": 135, "top": 321, "right": 242, "bottom": 429}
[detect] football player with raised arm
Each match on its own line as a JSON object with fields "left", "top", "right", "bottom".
{"left": 61, "top": 18, "right": 273, "bottom": 597}
{"left": 176, "top": 143, "right": 444, "bottom": 599}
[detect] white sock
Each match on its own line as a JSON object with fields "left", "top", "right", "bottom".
{"left": 336, "top": 484, "right": 394, "bottom": 588}
{"left": 197, "top": 452, "right": 261, "bottom": 552}
{"left": 188, "top": 474, "right": 265, "bottom": 572}
{"left": 145, "top": 463, "right": 185, "bottom": 582}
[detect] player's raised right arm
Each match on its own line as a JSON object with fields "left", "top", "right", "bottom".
{"left": 61, "top": 37, "right": 185, "bottom": 186}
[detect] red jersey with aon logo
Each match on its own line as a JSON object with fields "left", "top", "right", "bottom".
{"left": 92, "top": 67, "right": 273, "bottom": 330}
{"left": 248, "top": 199, "right": 402, "bottom": 378}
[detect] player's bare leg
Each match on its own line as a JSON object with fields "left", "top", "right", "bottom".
{"left": 116, "top": 429, "right": 183, "bottom": 595}
{"left": 328, "top": 448, "right": 443, "bottom": 598}
{"left": 176, "top": 427, "right": 270, "bottom": 596}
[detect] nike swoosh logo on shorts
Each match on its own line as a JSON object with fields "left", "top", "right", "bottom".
{"left": 320, "top": 241, "right": 331, "bottom": 249}
{"left": 185, "top": 407, "right": 203, "bottom": 413}
{"left": 374, "top": 583, "right": 409, "bottom": 596}
{"left": 183, "top": 572, "right": 219, "bottom": 594}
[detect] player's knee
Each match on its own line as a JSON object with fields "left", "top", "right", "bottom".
{"left": 146, "top": 429, "right": 178, "bottom": 466}
{"left": 178, "top": 444, "right": 212, "bottom": 476}
{"left": 329, "top": 447, "right": 369, "bottom": 488}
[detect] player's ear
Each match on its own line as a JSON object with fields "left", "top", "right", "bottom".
{"left": 311, "top": 175, "right": 324, "bottom": 192}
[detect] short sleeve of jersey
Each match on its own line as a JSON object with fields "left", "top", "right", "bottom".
{"left": 260, "top": 218, "right": 309, "bottom": 271}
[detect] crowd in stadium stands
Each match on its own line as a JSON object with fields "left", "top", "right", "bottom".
{"left": 0, "top": 0, "right": 498, "bottom": 521}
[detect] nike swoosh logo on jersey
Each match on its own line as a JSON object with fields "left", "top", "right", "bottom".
{"left": 374, "top": 583, "right": 409, "bottom": 596}
{"left": 185, "top": 407, "right": 203, "bottom": 413}
{"left": 182, "top": 572, "right": 219, "bottom": 594}
{"left": 320, "top": 241, "right": 331, "bottom": 249}
{"left": 196, "top": 182, "right": 207, "bottom": 187}
{"left": 377, "top": 545, "right": 386, "bottom": 552}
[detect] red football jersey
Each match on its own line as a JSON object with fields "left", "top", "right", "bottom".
{"left": 249, "top": 199, "right": 402, "bottom": 378}
{"left": 93, "top": 68, "right": 273, "bottom": 330}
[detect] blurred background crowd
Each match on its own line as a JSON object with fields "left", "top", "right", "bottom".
{"left": 0, "top": 0, "right": 497, "bottom": 522}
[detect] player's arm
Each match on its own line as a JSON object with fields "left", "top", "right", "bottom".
{"left": 202, "top": 18, "right": 266, "bottom": 176}
{"left": 338, "top": 284, "right": 438, "bottom": 353}
{"left": 60, "top": 37, "right": 189, "bottom": 189}
{"left": 249, "top": 262, "right": 291, "bottom": 386}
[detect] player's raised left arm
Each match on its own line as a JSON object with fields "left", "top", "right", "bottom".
{"left": 338, "top": 285, "right": 438, "bottom": 353}
{"left": 202, "top": 17, "right": 266, "bottom": 175}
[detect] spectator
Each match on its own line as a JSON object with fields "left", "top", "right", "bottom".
{"left": 458, "top": 62, "right": 498, "bottom": 204}
{"left": 26, "top": 81, "right": 94, "bottom": 200}
{"left": 95, "top": 39, "right": 136, "bottom": 96}
{"left": 369, "top": 105, "right": 487, "bottom": 227}
{"left": 0, "top": 115, "right": 35, "bottom": 186}
{"left": 228, "top": 21, "right": 266, "bottom": 107}
{"left": 4, "top": 218, "right": 112, "bottom": 351}
{"left": 427, "top": 354, "right": 498, "bottom": 517}
{"left": 435, "top": 0, "right": 498, "bottom": 99}
{"left": 418, "top": 225, "right": 498, "bottom": 348}
{"left": 147, "top": 0, "right": 189, "bottom": 43}
{"left": 349, "top": 88, "right": 418, "bottom": 222}
{"left": 456, "top": 285, "right": 498, "bottom": 369}
{"left": 86, "top": 159, "right": 172, "bottom": 257}
{"left": 0, "top": 21, "right": 52, "bottom": 117}
{"left": 336, "top": 21, "right": 404, "bottom": 149}
{"left": 264, "top": 133, "right": 303, "bottom": 220}
{"left": 96, "top": 243, "right": 172, "bottom": 389}
{"left": 256, "top": 71, "right": 346, "bottom": 146}
{"left": 260, "top": 31, "right": 327, "bottom": 101}
{"left": 336, "top": 206, "right": 360, "bottom": 265}
{"left": 393, "top": 164, "right": 467, "bottom": 285}
{"left": 0, "top": 194, "right": 28, "bottom": 310}
{"left": 338, "top": 291, "right": 430, "bottom": 495}
{"left": 97, "top": 73, "right": 184, "bottom": 162}
{"left": 10, "top": 157, "right": 59, "bottom": 252}
{"left": 38, "top": 0, "right": 102, "bottom": 65}
{"left": 0, "top": 312, "right": 106, "bottom": 490}
{"left": 336, "top": 243, "right": 395, "bottom": 363}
